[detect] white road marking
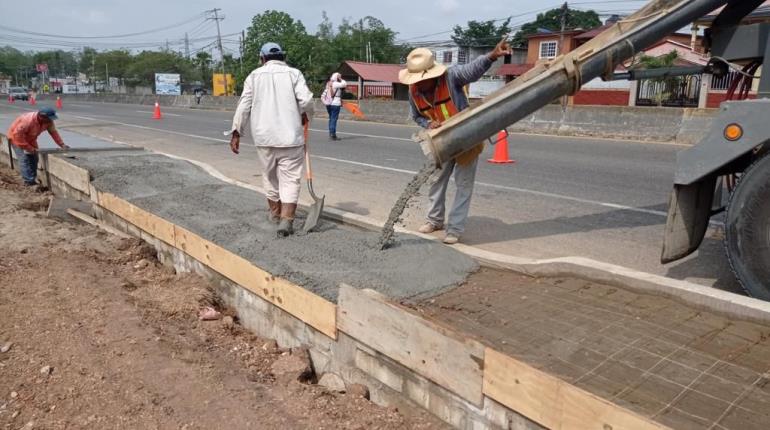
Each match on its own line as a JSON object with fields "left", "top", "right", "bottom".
{"left": 136, "top": 110, "right": 182, "bottom": 117}
{"left": 308, "top": 128, "right": 412, "bottom": 142}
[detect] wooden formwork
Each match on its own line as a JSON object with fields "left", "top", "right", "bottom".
{"left": 28, "top": 152, "right": 670, "bottom": 430}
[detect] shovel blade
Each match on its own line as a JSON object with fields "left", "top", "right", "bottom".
{"left": 303, "top": 196, "right": 325, "bottom": 233}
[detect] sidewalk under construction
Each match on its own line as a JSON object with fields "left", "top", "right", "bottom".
{"left": 3, "top": 135, "right": 769, "bottom": 430}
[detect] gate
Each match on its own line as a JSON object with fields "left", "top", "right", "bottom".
{"left": 636, "top": 74, "right": 701, "bottom": 107}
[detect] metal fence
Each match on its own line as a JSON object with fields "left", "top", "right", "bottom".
{"left": 710, "top": 71, "right": 740, "bottom": 91}
{"left": 635, "top": 75, "right": 701, "bottom": 107}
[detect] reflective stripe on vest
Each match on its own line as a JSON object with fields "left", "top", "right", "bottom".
{"left": 410, "top": 76, "right": 459, "bottom": 122}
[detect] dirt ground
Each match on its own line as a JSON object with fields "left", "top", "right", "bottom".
{"left": 0, "top": 167, "right": 444, "bottom": 430}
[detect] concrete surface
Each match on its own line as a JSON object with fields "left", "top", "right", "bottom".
{"left": 0, "top": 101, "right": 740, "bottom": 293}
{"left": 418, "top": 268, "right": 770, "bottom": 430}
{"left": 68, "top": 150, "right": 478, "bottom": 301}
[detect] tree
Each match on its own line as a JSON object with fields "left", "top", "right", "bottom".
{"left": 125, "top": 51, "right": 194, "bottom": 87}
{"left": 451, "top": 18, "right": 511, "bottom": 47}
{"left": 94, "top": 50, "right": 132, "bottom": 83}
{"left": 0, "top": 46, "right": 32, "bottom": 84}
{"left": 193, "top": 51, "right": 212, "bottom": 86}
{"left": 240, "top": 10, "right": 315, "bottom": 87}
{"left": 512, "top": 8, "right": 601, "bottom": 48}
{"left": 634, "top": 50, "right": 680, "bottom": 106}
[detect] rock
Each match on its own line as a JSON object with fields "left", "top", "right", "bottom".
{"left": 20, "top": 421, "right": 34, "bottom": 430}
{"left": 261, "top": 340, "right": 278, "bottom": 351}
{"left": 1, "top": 342, "right": 12, "bottom": 353}
{"left": 222, "top": 316, "right": 234, "bottom": 329}
{"left": 10, "top": 391, "right": 18, "bottom": 399}
{"left": 270, "top": 347, "right": 314, "bottom": 385}
{"left": 133, "top": 259, "right": 149, "bottom": 269}
{"left": 347, "top": 383, "right": 370, "bottom": 400}
{"left": 198, "top": 307, "right": 221, "bottom": 321}
{"left": 318, "top": 373, "right": 346, "bottom": 393}
{"left": 40, "top": 365, "right": 52, "bottom": 376}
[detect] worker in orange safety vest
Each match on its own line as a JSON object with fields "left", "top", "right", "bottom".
{"left": 399, "top": 37, "right": 511, "bottom": 244}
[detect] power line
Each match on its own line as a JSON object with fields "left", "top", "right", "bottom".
{"left": 0, "top": 13, "right": 206, "bottom": 39}
{"left": 395, "top": 0, "right": 645, "bottom": 43}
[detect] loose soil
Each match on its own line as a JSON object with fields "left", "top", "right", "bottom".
{"left": 0, "top": 167, "right": 444, "bottom": 430}
{"left": 414, "top": 268, "right": 770, "bottom": 430}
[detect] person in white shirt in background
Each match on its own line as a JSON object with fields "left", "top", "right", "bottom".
{"left": 323, "top": 72, "right": 346, "bottom": 140}
{"left": 229, "top": 42, "right": 314, "bottom": 237}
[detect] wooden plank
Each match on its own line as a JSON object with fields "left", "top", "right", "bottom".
{"left": 47, "top": 155, "right": 90, "bottom": 194}
{"left": 174, "top": 225, "right": 337, "bottom": 339}
{"left": 67, "top": 208, "right": 132, "bottom": 239}
{"left": 483, "top": 348, "right": 669, "bottom": 430}
{"left": 96, "top": 191, "right": 176, "bottom": 246}
{"left": 337, "top": 285, "right": 484, "bottom": 406}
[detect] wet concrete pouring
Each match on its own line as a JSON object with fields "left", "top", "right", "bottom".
{"left": 68, "top": 149, "right": 770, "bottom": 429}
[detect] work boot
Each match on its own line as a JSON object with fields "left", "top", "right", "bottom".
{"left": 418, "top": 222, "right": 444, "bottom": 234}
{"left": 277, "top": 203, "right": 297, "bottom": 237}
{"left": 443, "top": 234, "right": 460, "bottom": 245}
{"left": 267, "top": 199, "right": 281, "bottom": 224}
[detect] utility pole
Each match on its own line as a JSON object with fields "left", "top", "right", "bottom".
{"left": 207, "top": 8, "right": 227, "bottom": 95}
{"left": 559, "top": 2, "right": 569, "bottom": 110}
{"left": 239, "top": 31, "right": 244, "bottom": 76}
{"left": 185, "top": 32, "right": 190, "bottom": 59}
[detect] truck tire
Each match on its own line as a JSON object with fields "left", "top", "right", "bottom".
{"left": 725, "top": 152, "right": 770, "bottom": 300}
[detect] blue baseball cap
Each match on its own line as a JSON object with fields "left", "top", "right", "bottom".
{"left": 38, "top": 107, "right": 58, "bottom": 121}
{"left": 260, "top": 42, "right": 284, "bottom": 57}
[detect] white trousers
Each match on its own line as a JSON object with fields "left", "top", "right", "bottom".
{"left": 257, "top": 146, "right": 304, "bottom": 204}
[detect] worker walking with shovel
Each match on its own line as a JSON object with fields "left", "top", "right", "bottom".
{"left": 229, "top": 42, "right": 315, "bottom": 237}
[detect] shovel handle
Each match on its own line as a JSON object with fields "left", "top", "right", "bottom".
{"left": 304, "top": 122, "right": 313, "bottom": 180}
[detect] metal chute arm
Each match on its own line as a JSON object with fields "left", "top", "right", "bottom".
{"left": 418, "top": 0, "right": 730, "bottom": 167}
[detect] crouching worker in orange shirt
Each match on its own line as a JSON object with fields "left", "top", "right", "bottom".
{"left": 7, "top": 107, "right": 68, "bottom": 186}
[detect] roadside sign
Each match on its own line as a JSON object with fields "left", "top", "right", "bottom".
{"left": 155, "top": 73, "right": 181, "bottom": 95}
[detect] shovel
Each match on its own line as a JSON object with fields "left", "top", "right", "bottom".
{"left": 302, "top": 122, "right": 325, "bottom": 233}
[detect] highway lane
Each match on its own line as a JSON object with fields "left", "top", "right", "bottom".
{"left": 0, "top": 101, "right": 739, "bottom": 291}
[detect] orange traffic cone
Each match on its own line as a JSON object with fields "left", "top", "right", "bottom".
{"left": 29, "top": 96, "right": 36, "bottom": 106}
{"left": 152, "top": 101, "right": 162, "bottom": 119}
{"left": 487, "top": 130, "right": 516, "bottom": 164}
{"left": 56, "top": 96, "right": 63, "bottom": 109}
{"left": 342, "top": 101, "right": 365, "bottom": 119}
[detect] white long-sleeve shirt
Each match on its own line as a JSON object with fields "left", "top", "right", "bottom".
{"left": 330, "top": 80, "right": 346, "bottom": 106}
{"left": 231, "top": 60, "right": 314, "bottom": 148}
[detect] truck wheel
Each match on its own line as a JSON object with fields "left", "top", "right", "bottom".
{"left": 725, "top": 152, "right": 770, "bottom": 300}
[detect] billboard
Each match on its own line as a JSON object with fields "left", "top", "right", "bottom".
{"left": 155, "top": 73, "right": 181, "bottom": 95}
{"left": 213, "top": 73, "right": 235, "bottom": 96}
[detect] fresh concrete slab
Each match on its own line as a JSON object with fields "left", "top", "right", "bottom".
{"left": 68, "top": 150, "right": 479, "bottom": 301}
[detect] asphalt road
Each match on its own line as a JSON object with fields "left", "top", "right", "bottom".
{"left": 0, "top": 101, "right": 739, "bottom": 292}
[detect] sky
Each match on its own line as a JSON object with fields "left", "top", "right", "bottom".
{"left": 1, "top": 0, "right": 650, "bottom": 55}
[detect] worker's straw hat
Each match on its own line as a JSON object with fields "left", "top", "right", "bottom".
{"left": 398, "top": 48, "right": 447, "bottom": 85}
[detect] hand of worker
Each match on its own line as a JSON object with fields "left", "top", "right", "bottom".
{"left": 428, "top": 120, "right": 442, "bottom": 129}
{"left": 230, "top": 131, "right": 240, "bottom": 154}
{"left": 489, "top": 36, "right": 513, "bottom": 61}
{"left": 59, "top": 143, "right": 70, "bottom": 150}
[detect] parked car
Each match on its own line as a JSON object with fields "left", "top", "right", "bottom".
{"left": 9, "top": 87, "right": 28, "bottom": 101}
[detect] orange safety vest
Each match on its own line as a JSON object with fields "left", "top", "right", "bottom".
{"left": 410, "top": 77, "right": 483, "bottom": 165}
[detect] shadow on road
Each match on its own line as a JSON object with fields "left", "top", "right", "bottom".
{"left": 462, "top": 204, "right": 668, "bottom": 246}
{"left": 664, "top": 236, "right": 742, "bottom": 294}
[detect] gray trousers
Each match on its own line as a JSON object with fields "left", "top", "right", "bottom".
{"left": 425, "top": 157, "right": 478, "bottom": 235}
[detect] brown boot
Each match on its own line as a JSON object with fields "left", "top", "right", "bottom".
{"left": 277, "top": 203, "right": 297, "bottom": 237}
{"left": 267, "top": 199, "right": 281, "bottom": 224}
